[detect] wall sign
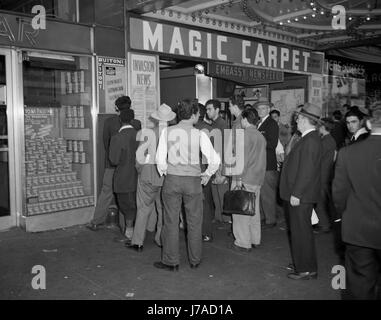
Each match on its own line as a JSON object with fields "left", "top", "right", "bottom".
{"left": 207, "top": 62, "right": 284, "bottom": 85}
{"left": 128, "top": 52, "right": 160, "bottom": 128}
{"left": 97, "top": 57, "right": 127, "bottom": 114}
{"left": 0, "top": 12, "right": 91, "bottom": 53}
{"left": 129, "top": 17, "right": 325, "bottom": 75}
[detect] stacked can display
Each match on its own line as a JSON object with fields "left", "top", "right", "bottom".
{"left": 25, "top": 135, "right": 94, "bottom": 216}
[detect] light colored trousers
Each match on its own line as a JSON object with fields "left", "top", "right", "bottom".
{"left": 91, "top": 168, "right": 115, "bottom": 225}
{"left": 231, "top": 180, "right": 261, "bottom": 249}
{"left": 131, "top": 178, "right": 163, "bottom": 246}
{"left": 211, "top": 183, "right": 230, "bottom": 222}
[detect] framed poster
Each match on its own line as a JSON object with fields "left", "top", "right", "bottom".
{"left": 234, "top": 85, "right": 268, "bottom": 104}
{"left": 97, "top": 57, "right": 127, "bottom": 114}
{"left": 271, "top": 89, "right": 305, "bottom": 126}
{"left": 128, "top": 52, "right": 160, "bottom": 128}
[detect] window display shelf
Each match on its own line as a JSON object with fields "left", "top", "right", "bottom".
{"left": 63, "top": 128, "right": 90, "bottom": 140}
{"left": 23, "top": 55, "right": 94, "bottom": 218}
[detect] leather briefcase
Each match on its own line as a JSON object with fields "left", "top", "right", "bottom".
{"left": 223, "top": 185, "right": 256, "bottom": 216}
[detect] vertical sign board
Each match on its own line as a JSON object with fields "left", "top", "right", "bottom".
{"left": 309, "top": 75, "right": 324, "bottom": 114}
{"left": 97, "top": 57, "right": 127, "bottom": 114}
{"left": 128, "top": 53, "right": 160, "bottom": 128}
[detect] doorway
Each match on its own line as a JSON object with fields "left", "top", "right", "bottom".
{"left": 0, "top": 49, "right": 17, "bottom": 231}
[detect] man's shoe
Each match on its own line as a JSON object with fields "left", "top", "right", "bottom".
{"left": 202, "top": 235, "right": 213, "bottom": 242}
{"left": 190, "top": 263, "right": 200, "bottom": 269}
{"left": 153, "top": 261, "right": 179, "bottom": 272}
{"left": 285, "top": 263, "right": 295, "bottom": 271}
{"left": 262, "top": 223, "right": 277, "bottom": 229}
{"left": 86, "top": 223, "right": 101, "bottom": 231}
{"left": 125, "top": 243, "right": 143, "bottom": 252}
{"left": 287, "top": 271, "right": 317, "bottom": 280}
{"left": 251, "top": 244, "right": 260, "bottom": 249}
{"left": 113, "top": 236, "right": 130, "bottom": 243}
{"left": 230, "top": 243, "right": 251, "bottom": 253}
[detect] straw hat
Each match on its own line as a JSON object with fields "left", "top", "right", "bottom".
{"left": 151, "top": 103, "right": 176, "bottom": 122}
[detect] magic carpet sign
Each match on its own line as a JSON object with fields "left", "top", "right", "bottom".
{"left": 129, "top": 17, "right": 325, "bottom": 75}
{"left": 207, "top": 62, "right": 284, "bottom": 85}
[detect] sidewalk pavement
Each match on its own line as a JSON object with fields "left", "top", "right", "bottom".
{"left": 0, "top": 221, "right": 342, "bottom": 300}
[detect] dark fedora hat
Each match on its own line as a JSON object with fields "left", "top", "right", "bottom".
{"left": 296, "top": 103, "right": 322, "bottom": 122}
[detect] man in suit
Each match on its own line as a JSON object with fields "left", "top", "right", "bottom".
{"left": 332, "top": 104, "right": 381, "bottom": 299}
{"left": 87, "top": 96, "right": 141, "bottom": 232}
{"left": 345, "top": 107, "right": 369, "bottom": 145}
{"left": 314, "top": 118, "right": 337, "bottom": 234}
{"left": 109, "top": 109, "right": 139, "bottom": 242}
{"left": 255, "top": 98, "right": 279, "bottom": 228}
{"left": 280, "top": 103, "right": 323, "bottom": 280}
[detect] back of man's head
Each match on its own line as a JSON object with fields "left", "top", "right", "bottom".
{"left": 332, "top": 110, "right": 342, "bottom": 121}
{"left": 177, "top": 99, "right": 199, "bottom": 121}
{"left": 115, "top": 96, "right": 132, "bottom": 111}
{"left": 229, "top": 95, "right": 245, "bottom": 110}
{"left": 120, "top": 109, "right": 134, "bottom": 125}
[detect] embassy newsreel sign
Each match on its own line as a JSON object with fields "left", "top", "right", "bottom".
{"left": 129, "top": 17, "right": 325, "bottom": 75}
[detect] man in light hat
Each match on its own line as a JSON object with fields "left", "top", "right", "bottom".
{"left": 126, "top": 104, "right": 176, "bottom": 252}
{"left": 333, "top": 104, "right": 381, "bottom": 299}
{"left": 280, "top": 103, "right": 323, "bottom": 280}
{"left": 254, "top": 98, "right": 279, "bottom": 229}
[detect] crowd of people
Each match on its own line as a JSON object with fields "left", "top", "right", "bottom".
{"left": 86, "top": 94, "right": 381, "bottom": 300}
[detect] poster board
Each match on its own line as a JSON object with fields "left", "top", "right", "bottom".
{"left": 128, "top": 52, "right": 160, "bottom": 128}
{"left": 309, "top": 75, "right": 323, "bottom": 111}
{"left": 271, "top": 89, "right": 305, "bottom": 126}
{"left": 97, "top": 57, "right": 127, "bottom": 114}
{"left": 234, "top": 85, "right": 268, "bottom": 105}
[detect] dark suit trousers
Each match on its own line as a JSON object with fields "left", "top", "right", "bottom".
{"left": 287, "top": 202, "right": 318, "bottom": 273}
{"left": 315, "top": 184, "right": 333, "bottom": 230}
{"left": 260, "top": 170, "right": 278, "bottom": 224}
{"left": 161, "top": 175, "right": 203, "bottom": 266}
{"left": 345, "top": 244, "right": 381, "bottom": 300}
{"left": 202, "top": 180, "right": 214, "bottom": 237}
{"left": 116, "top": 192, "right": 137, "bottom": 221}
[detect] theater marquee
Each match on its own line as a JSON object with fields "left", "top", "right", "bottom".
{"left": 129, "top": 17, "right": 325, "bottom": 75}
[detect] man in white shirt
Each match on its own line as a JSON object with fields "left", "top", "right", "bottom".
{"left": 154, "top": 99, "right": 220, "bottom": 271}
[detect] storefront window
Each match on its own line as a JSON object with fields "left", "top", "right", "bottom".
{"left": 23, "top": 53, "right": 94, "bottom": 216}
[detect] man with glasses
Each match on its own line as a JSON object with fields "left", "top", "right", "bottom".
{"left": 87, "top": 96, "right": 141, "bottom": 232}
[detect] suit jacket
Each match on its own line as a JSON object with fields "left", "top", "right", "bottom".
{"left": 103, "top": 115, "right": 141, "bottom": 168}
{"left": 321, "top": 134, "right": 336, "bottom": 185}
{"left": 332, "top": 135, "right": 381, "bottom": 249}
{"left": 258, "top": 116, "right": 279, "bottom": 171}
{"left": 109, "top": 127, "right": 139, "bottom": 193}
{"left": 280, "top": 130, "right": 322, "bottom": 203}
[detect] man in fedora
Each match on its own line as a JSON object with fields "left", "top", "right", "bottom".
{"left": 127, "top": 104, "right": 176, "bottom": 252}
{"left": 280, "top": 103, "right": 323, "bottom": 280}
{"left": 254, "top": 97, "right": 279, "bottom": 229}
{"left": 333, "top": 104, "right": 381, "bottom": 299}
